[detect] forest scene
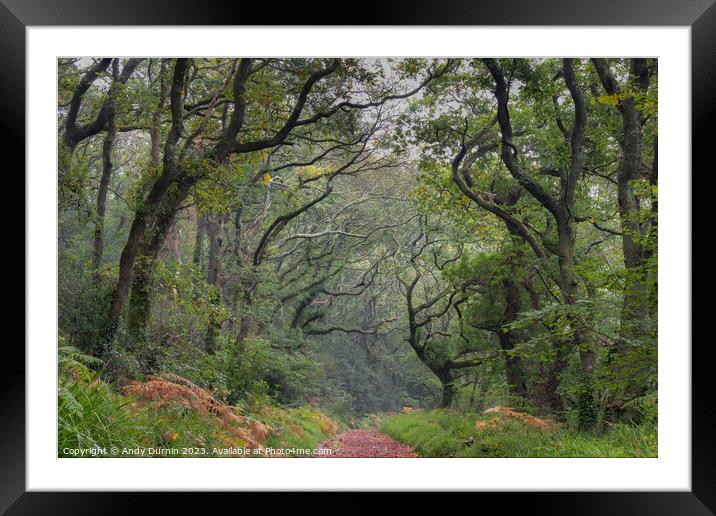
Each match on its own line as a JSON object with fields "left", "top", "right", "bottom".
{"left": 58, "top": 57, "right": 658, "bottom": 458}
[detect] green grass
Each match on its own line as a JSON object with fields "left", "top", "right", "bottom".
{"left": 58, "top": 346, "right": 342, "bottom": 458}
{"left": 59, "top": 374, "right": 250, "bottom": 457}
{"left": 59, "top": 378, "right": 341, "bottom": 457}
{"left": 259, "top": 405, "right": 342, "bottom": 454}
{"left": 59, "top": 372, "right": 146, "bottom": 456}
{"left": 381, "top": 409, "right": 657, "bottom": 458}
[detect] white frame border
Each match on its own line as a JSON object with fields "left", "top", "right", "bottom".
{"left": 27, "top": 26, "right": 691, "bottom": 491}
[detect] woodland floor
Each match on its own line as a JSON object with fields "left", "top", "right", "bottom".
{"left": 315, "top": 429, "right": 418, "bottom": 458}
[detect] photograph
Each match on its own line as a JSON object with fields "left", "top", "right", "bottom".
{"left": 56, "top": 56, "right": 659, "bottom": 459}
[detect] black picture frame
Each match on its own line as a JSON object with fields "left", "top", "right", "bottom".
{"left": 4, "top": 0, "right": 714, "bottom": 512}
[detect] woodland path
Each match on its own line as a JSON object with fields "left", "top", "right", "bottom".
{"left": 315, "top": 429, "right": 418, "bottom": 458}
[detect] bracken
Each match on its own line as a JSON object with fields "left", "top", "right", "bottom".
{"left": 477, "top": 406, "right": 559, "bottom": 431}
{"left": 123, "top": 373, "right": 271, "bottom": 447}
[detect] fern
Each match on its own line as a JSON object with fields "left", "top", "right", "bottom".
{"left": 58, "top": 338, "right": 147, "bottom": 455}
{"left": 58, "top": 344, "right": 103, "bottom": 370}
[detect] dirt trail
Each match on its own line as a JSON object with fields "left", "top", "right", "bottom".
{"left": 315, "top": 429, "right": 417, "bottom": 458}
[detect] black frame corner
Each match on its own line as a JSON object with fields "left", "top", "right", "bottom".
{"left": 5, "top": 0, "right": 715, "bottom": 512}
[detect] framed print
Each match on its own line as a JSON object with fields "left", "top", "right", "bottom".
{"left": 4, "top": 0, "right": 714, "bottom": 511}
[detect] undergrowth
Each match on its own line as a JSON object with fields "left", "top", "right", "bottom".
{"left": 58, "top": 344, "right": 340, "bottom": 457}
{"left": 381, "top": 409, "right": 657, "bottom": 458}
{"left": 258, "top": 405, "right": 341, "bottom": 454}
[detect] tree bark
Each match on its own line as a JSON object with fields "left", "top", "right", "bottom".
{"left": 124, "top": 175, "right": 195, "bottom": 347}
{"left": 100, "top": 59, "right": 189, "bottom": 351}
{"left": 91, "top": 60, "right": 119, "bottom": 284}
{"left": 523, "top": 278, "right": 567, "bottom": 415}
{"left": 62, "top": 59, "right": 143, "bottom": 173}
{"left": 540, "top": 345, "right": 568, "bottom": 415}
{"left": 498, "top": 279, "right": 528, "bottom": 399}
{"left": 438, "top": 371, "right": 456, "bottom": 409}
{"left": 483, "top": 58, "right": 596, "bottom": 427}
{"left": 205, "top": 214, "right": 226, "bottom": 285}
{"left": 193, "top": 211, "right": 208, "bottom": 269}
{"left": 235, "top": 286, "right": 256, "bottom": 356}
{"left": 203, "top": 213, "right": 227, "bottom": 353}
{"left": 592, "top": 58, "right": 655, "bottom": 419}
